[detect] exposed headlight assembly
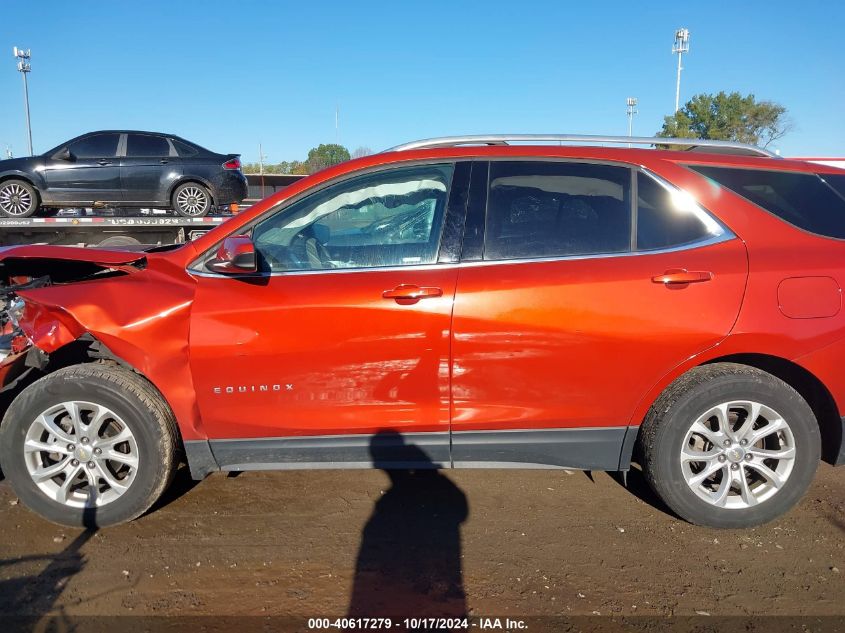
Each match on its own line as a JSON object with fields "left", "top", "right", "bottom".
{"left": 5, "top": 296, "right": 25, "bottom": 329}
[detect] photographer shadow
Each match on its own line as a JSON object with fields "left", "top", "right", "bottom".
{"left": 348, "top": 430, "right": 468, "bottom": 619}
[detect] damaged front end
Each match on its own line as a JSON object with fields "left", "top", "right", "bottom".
{"left": 0, "top": 245, "right": 148, "bottom": 391}
{"left": 0, "top": 277, "right": 51, "bottom": 395}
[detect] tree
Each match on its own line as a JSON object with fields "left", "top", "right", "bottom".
{"left": 351, "top": 146, "right": 373, "bottom": 159}
{"left": 305, "top": 143, "right": 351, "bottom": 173}
{"left": 657, "top": 91, "right": 791, "bottom": 148}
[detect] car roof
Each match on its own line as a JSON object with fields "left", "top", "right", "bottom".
{"left": 375, "top": 144, "right": 841, "bottom": 175}
{"left": 44, "top": 130, "right": 211, "bottom": 156}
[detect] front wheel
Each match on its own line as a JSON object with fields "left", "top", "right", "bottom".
{"left": 0, "top": 364, "right": 179, "bottom": 527}
{"left": 172, "top": 182, "right": 212, "bottom": 217}
{"left": 639, "top": 363, "right": 820, "bottom": 528}
{"left": 0, "top": 179, "right": 39, "bottom": 217}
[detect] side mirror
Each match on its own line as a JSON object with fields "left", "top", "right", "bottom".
{"left": 206, "top": 235, "right": 257, "bottom": 274}
{"left": 54, "top": 147, "right": 74, "bottom": 161}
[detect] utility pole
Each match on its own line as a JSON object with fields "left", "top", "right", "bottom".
{"left": 672, "top": 28, "right": 690, "bottom": 113}
{"left": 258, "top": 143, "right": 268, "bottom": 198}
{"left": 13, "top": 47, "right": 33, "bottom": 155}
{"left": 335, "top": 104, "right": 339, "bottom": 145}
{"left": 626, "top": 97, "right": 638, "bottom": 145}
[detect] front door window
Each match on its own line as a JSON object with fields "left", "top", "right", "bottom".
{"left": 252, "top": 163, "right": 454, "bottom": 272}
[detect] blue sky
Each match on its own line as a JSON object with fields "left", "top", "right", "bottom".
{"left": 1, "top": 0, "right": 843, "bottom": 162}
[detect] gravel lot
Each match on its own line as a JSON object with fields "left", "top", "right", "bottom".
{"left": 0, "top": 462, "right": 843, "bottom": 629}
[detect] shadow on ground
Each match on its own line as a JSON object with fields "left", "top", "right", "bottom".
{"left": 347, "top": 430, "right": 469, "bottom": 619}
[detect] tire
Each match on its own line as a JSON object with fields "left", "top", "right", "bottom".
{"left": 97, "top": 235, "right": 142, "bottom": 248}
{"left": 0, "top": 363, "right": 179, "bottom": 528}
{"left": 172, "top": 182, "right": 212, "bottom": 217}
{"left": 639, "top": 363, "right": 820, "bottom": 528}
{"left": 0, "top": 179, "right": 40, "bottom": 218}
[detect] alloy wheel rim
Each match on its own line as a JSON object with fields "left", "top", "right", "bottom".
{"left": 176, "top": 186, "right": 208, "bottom": 215}
{"left": 23, "top": 401, "right": 139, "bottom": 508}
{"left": 680, "top": 400, "right": 796, "bottom": 509}
{"left": 0, "top": 183, "right": 34, "bottom": 216}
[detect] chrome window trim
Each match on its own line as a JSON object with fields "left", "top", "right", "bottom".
{"left": 186, "top": 231, "right": 736, "bottom": 279}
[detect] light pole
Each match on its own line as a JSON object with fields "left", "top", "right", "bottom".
{"left": 626, "top": 97, "right": 638, "bottom": 143}
{"left": 672, "top": 28, "right": 690, "bottom": 113}
{"left": 258, "top": 142, "right": 268, "bottom": 198}
{"left": 13, "top": 47, "right": 33, "bottom": 156}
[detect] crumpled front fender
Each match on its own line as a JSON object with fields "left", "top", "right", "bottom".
{"left": 15, "top": 299, "right": 84, "bottom": 353}
{"left": 2, "top": 256, "right": 205, "bottom": 440}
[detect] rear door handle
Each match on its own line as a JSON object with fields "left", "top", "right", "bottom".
{"left": 160, "top": 159, "right": 169, "bottom": 164}
{"left": 97, "top": 160, "right": 112, "bottom": 166}
{"left": 652, "top": 269, "right": 713, "bottom": 285}
{"left": 383, "top": 284, "right": 443, "bottom": 303}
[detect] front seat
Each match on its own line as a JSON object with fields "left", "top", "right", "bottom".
{"left": 303, "top": 224, "right": 331, "bottom": 268}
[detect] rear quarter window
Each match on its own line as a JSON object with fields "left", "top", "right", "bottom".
{"left": 172, "top": 138, "right": 198, "bottom": 157}
{"left": 689, "top": 166, "right": 845, "bottom": 239}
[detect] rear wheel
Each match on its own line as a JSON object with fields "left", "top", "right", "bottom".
{"left": 0, "top": 179, "right": 39, "bottom": 217}
{"left": 640, "top": 363, "right": 820, "bottom": 528}
{"left": 0, "top": 364, "right": 179, "bottom": 527}
{"left": 172, "top": 182, "right": 212, "bottom": 217}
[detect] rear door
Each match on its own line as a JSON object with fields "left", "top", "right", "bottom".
{"left": 41, "top": 133, "right": 122, "bottom": 204}
{"left": 120, "top": 133, "right": 182, "bottom": 205}
{"left": 449, "top": 161, "right": 748, "bottom": 469}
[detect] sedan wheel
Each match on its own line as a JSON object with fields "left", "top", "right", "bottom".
{"left": 174, "top": 183, "right": 211, "bottom": 217}
{"left": 0, "top": 180, "right": 38, "bottom": 217}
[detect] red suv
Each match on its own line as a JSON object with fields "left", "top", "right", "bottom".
{"left": 1, "top": 134, "right": 844, "bottom": 529}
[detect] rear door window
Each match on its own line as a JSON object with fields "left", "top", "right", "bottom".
{"left": 689, "top": 166, "right": 845, "bottom": 239}
{"left": 636, "top": 172, "right": 724, "bottom": 250}
{"left": 126, "top": 134, "right": 172, "bottom": 158}
{"left": 68, "top": 133, "right": 120, "bottom": 158}
{"left": 484, "top": 161, "right": 631, "bottom": 260}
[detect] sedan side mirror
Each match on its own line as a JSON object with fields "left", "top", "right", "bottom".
{"left": 54, "top": 147, "right": 74, "bottom": 161}
{"left": 206, "top": 235, "right": 258, "bottom": 274}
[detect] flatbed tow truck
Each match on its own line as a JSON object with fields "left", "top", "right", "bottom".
{"left": 0, "top": 173, "right": 304, "bottom": 248}
{"left": 0, "top": 208, "right": 236, "bottom": 248}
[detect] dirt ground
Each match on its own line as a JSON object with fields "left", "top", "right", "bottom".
{"left": 0, "top": 461, "right": 843, "bottom": 628}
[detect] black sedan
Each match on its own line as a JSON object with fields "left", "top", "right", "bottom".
{"left": 0, "top": 131, "right": 247, "bottom": 217}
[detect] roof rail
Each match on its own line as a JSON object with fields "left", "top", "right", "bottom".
{"left": 385, "top": 134, "right": 778, "bottom": 158}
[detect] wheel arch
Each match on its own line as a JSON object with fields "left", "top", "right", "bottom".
{"left": 0, "top": 335, "right": 184, "bottom": 452}
{"left": 629, "top": 353, "right": 842, "bottom": 467}
{"left": 0, "top": 173, "right": 42, "bottom": 204}
{"left": 701, "top": 354, "right": 842, "bottom": 466}
{"left": 167, "top": 177, "right": 215, "bottom": 205}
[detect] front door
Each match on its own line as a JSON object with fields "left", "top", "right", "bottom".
{"left": 120, "top": 133, "right": 182, "bottom": 205}
{"left": 449, "top": 161, "right": 749, "bottom": 469}
{"left": 188, "top": 162, "right": 466, "bottom": 469}
{"left": 41, "top": 132, "right": 122, "bottom": 205}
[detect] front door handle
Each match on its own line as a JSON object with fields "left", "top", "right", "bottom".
{"left": 97, "top": 160, "right": 112, "bottom": 166}
{"left": 160, "top": 159, "right": 169, "bottom": 164}
{"left": 383, "top": 284, "right": 443, "bottom": 303}
{"left": 652, "top": 269, "right": 713, "bottom": 285}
